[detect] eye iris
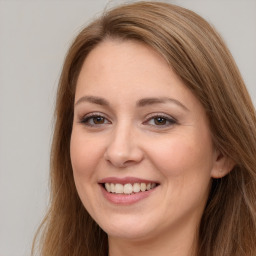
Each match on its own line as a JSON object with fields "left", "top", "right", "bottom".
{"left": 93, "top": 116, "right": 104, "bottom": 124}
{"left": 154, "top": 117, "right": 166, "bottom": 125}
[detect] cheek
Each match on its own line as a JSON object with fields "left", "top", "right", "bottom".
{"left": 70, "top": 130, "right": 104, "bottom": 213}
{"left": 70, "top": 130, "right": 103, "bottom": 179}
{"left": 146, "top": 135, "right": 213, "bottom": 216}
{"left": 145, "top": 132, "right": 214, "bottom": 179}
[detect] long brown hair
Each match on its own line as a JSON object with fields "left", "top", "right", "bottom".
{"left": 32, "top": 2, "right": 256, "bottom": 255}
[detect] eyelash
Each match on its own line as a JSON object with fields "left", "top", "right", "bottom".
{"left": 79, "top": 113, "right": 177, "bottom": 128}
{"left": 143, "top": 114, "right": 177, "bottom": 128}
{"left": 79, "top": 113, "right": 111, "bottom": 127}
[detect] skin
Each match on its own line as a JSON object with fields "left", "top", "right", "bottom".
{"left": 70, "top": 39, "right": 230, "bottom": 256}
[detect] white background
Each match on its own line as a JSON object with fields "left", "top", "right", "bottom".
{"left": 0, "top": 1, "right": 255, "bottom": 255}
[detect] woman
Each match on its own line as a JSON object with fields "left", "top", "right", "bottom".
{"left": 32, "top": 1, "right": 256, "bottom": 256}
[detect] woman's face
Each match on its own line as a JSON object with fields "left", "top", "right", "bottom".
{"left": 70, "top": 39, "right": 221, "bottom": 242}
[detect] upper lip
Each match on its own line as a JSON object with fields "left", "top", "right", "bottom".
{"left": 98, "top": 176, "right": 159, "bottom": 185}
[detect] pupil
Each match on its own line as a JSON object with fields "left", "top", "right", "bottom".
{"left": 155, "top": 117, "right": 166, "bottom": 125}
{"left": 93, "top": 117, "right": 104, "bottom": 124}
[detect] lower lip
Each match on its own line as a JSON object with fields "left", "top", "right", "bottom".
{"left": 100, "top": 185, "right": 157, "bottom": 205}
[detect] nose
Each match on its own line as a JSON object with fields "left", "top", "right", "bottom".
{"left": 104, "top": 124, "right": 144, "bottom": 168}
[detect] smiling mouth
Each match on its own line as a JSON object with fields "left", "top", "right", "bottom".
{"left": 102, "top": 182, "right": 158, "bottom": 194}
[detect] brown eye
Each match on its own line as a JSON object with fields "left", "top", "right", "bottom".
{"left": 145, "top": 114, "right": 176, "bottom": 128}
{"left": 154, "top": 117, "right": 167, "bottom": 125}
{"left": 80, "top": 114, "right": 110, "bottom": 126}
{"left": 92, "top": 116, "right": 105, "bottom": 124}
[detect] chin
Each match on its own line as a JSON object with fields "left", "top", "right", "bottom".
{"left": 98, "top": 216, "right": 157, "bottom": 241}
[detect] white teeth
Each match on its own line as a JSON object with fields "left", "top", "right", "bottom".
{"left": 115, "top": 183, "right": 124, "bottom": 194}
{"left": 133, "top": 183, "right": 141, "bottom": 193}
{"left": 104, "top": 182, "right": 157, "bottom": 194}
{"left": 124, "top": 184, "right": 133, "bottom": 194}
{"left": 105, "top": 183, "right": 111, "bottom": 192}
{"left": 140, "top": 183, "right": 146, "bottom": 192}
{"left": 110, "top": 183, "right": 115, "bottom": 193}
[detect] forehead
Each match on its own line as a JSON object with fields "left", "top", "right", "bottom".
{"left": 77, "top": 40, "right": 179, "bottom": 92}
{"left": 75, "top": 39, "right": 202, "bottom": 112}
{"left": 79, "top": 39, "right": 168, "bottom": 80}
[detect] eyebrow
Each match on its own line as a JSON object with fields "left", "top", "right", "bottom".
{"left": 75, "top": 96, "right": 109, "bottom": 106}
{"left": 136, "top": 97, "right": 189, "bottom": 111}
{"left": 75, "top": 95, "right": 188, "bottom": 111}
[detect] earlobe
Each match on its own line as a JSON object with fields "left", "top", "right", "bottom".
{"left": 211, "top": 150, "right": 236, "bottom": 179}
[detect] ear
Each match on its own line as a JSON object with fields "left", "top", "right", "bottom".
{"left": 211, "top": 149, "right": 236, "bottom": 179}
